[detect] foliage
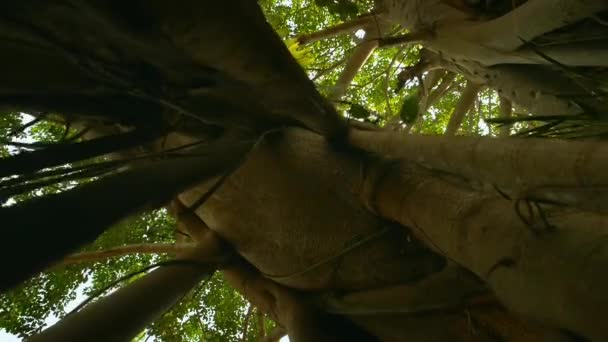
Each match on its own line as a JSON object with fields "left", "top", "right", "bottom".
{"left": 284, "top": 38, "right": 315, "bottom": 67}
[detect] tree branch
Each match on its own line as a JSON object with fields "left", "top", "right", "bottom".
{"left": 461, "top": 0, "right": 608, "bottom": 51}
{"left": 329, "top": 21, "right": 392, "bottom": 101}
{"left": 0, "top": 136, "right": 252, "bottom": 292}
{"left": 28, "top": 235, "right": 223, "bottom": 342}
{"left": 444, "top": 81, "right": 481, "bottom": 135}
{"left": 59, "top": 243, "right": 197, "bottom": 266}
{"left": 498, "top": 96, "right": 513, "bottom": 137}
{"left": 240, "top": 305, "right": 254, "bottom": 342}
{"left": 423, "top": 72, "right": 456, "bottom": 112}
{"left": 428, "top": 0, "right": 608, "bottom": 66}
{"left": 296, "top": 14, "right": 377, "bottom": 45}
{"left": 349, "top": 128, "right": 608, "bottom": 211}
{"left": 360, "top": 158, "right": 608, "bottom": 340}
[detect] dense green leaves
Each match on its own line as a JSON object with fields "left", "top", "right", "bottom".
{"left": 314, "top": 0, "right": 359, "bottom": 20}
{"left": 399, "top": 90, "right": 419, "bottom": 124}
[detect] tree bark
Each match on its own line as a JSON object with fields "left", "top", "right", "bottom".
{"left": 0, "top": 128, "right": 163, "bottom": 178}
{"left": 498, "top": 96, "right": 513, "bottom": 137}
{"left": 172, "top": 199, "right": 379, "bottom": 341}
{"left": 350, "top": 128, "right": 608, "bottom": 210}
{"left": 59, "top": 243, "right": 197, "bottom": 266}
{"left": 329, "top": 20, "right": 392, "bottom": 101}
{"left": 0, "top": 136, "right": 252, "bottom": 292}
{"left": 359, "top": 158, "right": 608, "bottom": 340}
{"left": 296, "top": 14, "right": 377, "bottom": 45}
{"left": 444, "top": 82, "right": 482, "bottom": 135}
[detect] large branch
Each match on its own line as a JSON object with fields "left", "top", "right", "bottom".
{"left": 360, "top": 160, "right": 608, "bottom": 340}
{"left": 427, "top": 1, "right": 608, "bottom": 66}
{"left": 171, "top": 198, "right": 378, "bottom": 342}
{"left": 349, "top": 128, "right": 608, "bottom": 208}
{"left": 146, "top": 0, "right": 348, "bottom": 139}
{"left": 329, "top": 21, "right": 391, "bottom": 101}
{"left": 28, "top": 233, "right": 224, "bottom": 342}
{"left": 444, "top": 81, "right": 481, "bottom": 136}
{"left": 1, "top": 1, "right": 348, "bottom": 140}
{"left": 454, "top": 0, "right": 608, "bottom": 51}
{"left": 0, "top": 128, "right": 162, "bottom": 179}
{"left": 296, "top": 14, "right": 377, "bottom": 45}
{"left": 60, "top": 243, "right": 197, "bottom": 266}
{"left": 317, "top": 263, "right": 485, "bottom": 315}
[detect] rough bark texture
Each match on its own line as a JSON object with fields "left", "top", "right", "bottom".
{"left": 177, "top": 129, "right": 446, "bottom": 291}
{"left": 173, "top": 128, "right": 591, "bottom": 340}
{"left": 359, "top": 158, "right": 608, "bottom": 340}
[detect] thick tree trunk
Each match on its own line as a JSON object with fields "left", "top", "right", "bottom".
{"left": 381, "top": 0, "right": 608, "bottom": 116}
{"left": 173, "top": 127, "right": 595, "bottom": 340}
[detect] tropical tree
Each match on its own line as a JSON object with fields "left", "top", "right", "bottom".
{"left": 1, "top": 0, "right": 608, "bottom": 341}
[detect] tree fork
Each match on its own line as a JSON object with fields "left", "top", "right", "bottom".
{"left": 58, "top": 242, "right": 198, "bottom": 266}
{"left": 171, "top": 198, "right": 380, "bottom": 341}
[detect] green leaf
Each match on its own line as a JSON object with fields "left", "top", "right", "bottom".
{"left": 399, "top": 91, "right": 420, "bottom": 124}
{"left": 349, "top": 103, "right": 371, "bottom": 119}
{"left": 314, "top": 0, "right": 359, "bottom": 20}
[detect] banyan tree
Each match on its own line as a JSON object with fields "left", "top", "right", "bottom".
{"left": 1, "top": 1, "right": 608, "bottom": 341}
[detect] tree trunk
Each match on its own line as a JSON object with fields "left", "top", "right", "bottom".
{"left": 3, "top": 1, "right": 608, "bottom": 341}
{"left": 444, "top": 81, "right": 482, "bottom": 135}
{"left": 174, "top": 127, "right": 594, "bottom": 339}
{"left": 0, "top": 136, "right": 251, "bottom": 292}
{"left": 28, "top": 236, "right": 222, "bottom": 342}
